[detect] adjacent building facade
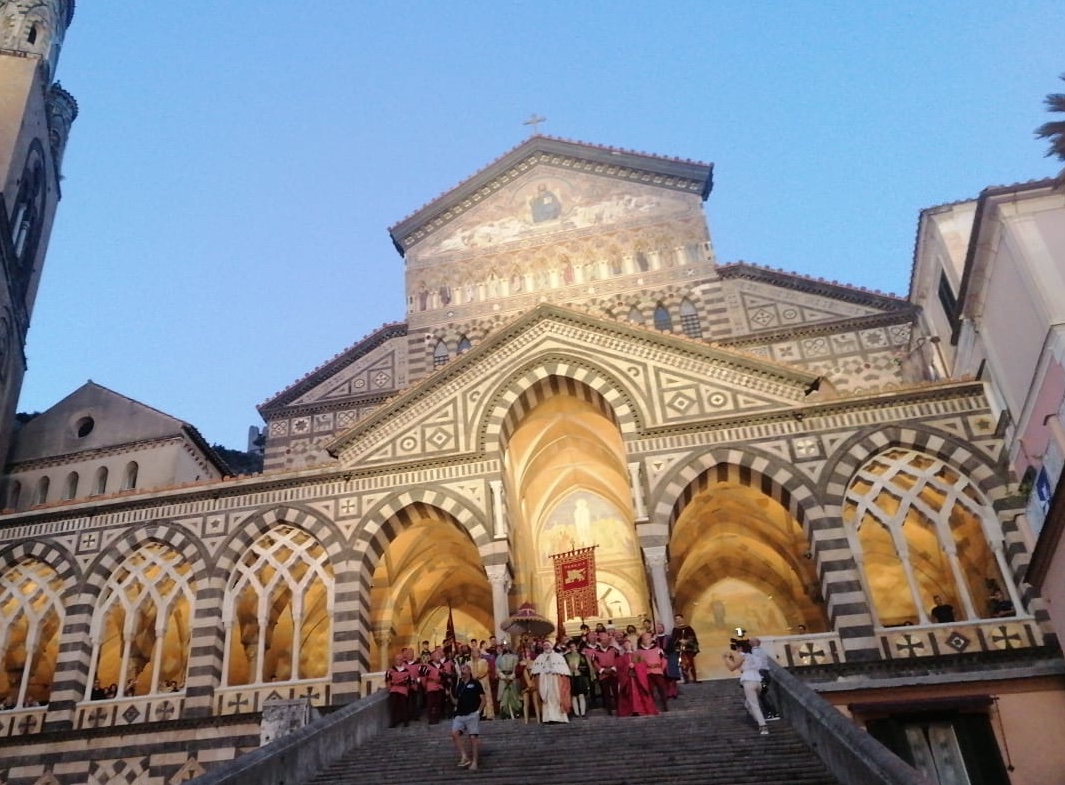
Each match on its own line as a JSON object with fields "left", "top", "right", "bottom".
{"left": 911, "top": 177, "right": 1065, "bottom": 674}
{"left": 0, "top": 0, "right": 76, "bottom": 464}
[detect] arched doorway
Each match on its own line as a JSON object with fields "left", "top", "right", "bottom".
{"left": 368, "top": 504, "right": 492, "bottom": 667}
{"left": 503, "top": 379, "right": 649, "bottom": 632}
{"left": 671, "top": 476, "right": 825, "bottom": 678}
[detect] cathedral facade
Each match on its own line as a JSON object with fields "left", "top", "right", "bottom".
{"left": 0, "top": 6, "right": 1063, "bottom": 784}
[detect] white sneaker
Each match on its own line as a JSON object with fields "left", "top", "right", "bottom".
{"left": 759, "top": 727, "right": 769, "bottom": 736}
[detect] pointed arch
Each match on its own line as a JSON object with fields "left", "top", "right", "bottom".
{"left": 365, "top": 502, "right": 492, "bottom": 665}
{"left": 0, "top": 557, "right": 65, "bottom": 708}
{"left": 660, "top": 450, "right": 830, "bottom": 671}
{"left": 479, "top": 358, "right": 643, "bottom": 457}
{"left": 0, "top": 539, "right": 79, "bottom": 592}
{"left": 842, "top": 445, "right": 1022, "bottom": 628}
{"left": 653, "top": 303, "right": 672, "bottom": 332}
{"left": 433, "top": 339, "right": 449, "bottom": 368}
{"left": 221, "top": 524, "right": 334, "bottom": 686}
{"left": 650, "top": 447, "right": 871, "bottom": 661}
{"left": 354, "top": 493, "right": 492, "bottom": 671}
{"left": 680, "top": 298, "right": 703, "bottom": 338}
{"left": 88, "top": 540, "right": 197, "bottom": 699}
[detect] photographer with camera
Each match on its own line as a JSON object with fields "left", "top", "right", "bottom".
{"left": 722, "top": 634, "right": 769, "bottom": 736}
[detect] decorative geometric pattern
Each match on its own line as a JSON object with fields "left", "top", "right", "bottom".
{"left": 893, "top": 633, "right": 926, "bottom": 658}
{"left": 945, "top": 631, "right": 970, "bottom": 652}
{"left": 169, "top": 758, "right": 206, "bottom": 784}
{"left": 88, "top": 758, "right": 149, "bottom": 785}
{"left": 790, "top": 436, "right": 823, "bottom": 462}
{"left": 795, "top": 641, "right": 829, "bottom": 664}
{"left": 988, "top": 624, "right": 1023, "bottom": 650}
{"left": 121, "top": 704, "right": 140, "bottom": 724}
{"left": 76, "top": 530, "right": 100, "bottom": 554}
{"left": 735, "top": 286, "right": 879, "bottom": 334}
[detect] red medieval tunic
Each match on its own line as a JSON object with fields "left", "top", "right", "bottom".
{"left": 615, "top": 651, "right": 633, "bottom": 717}
{"left": 629, "top": 650, "right": 659, "bottom": 716}
{"left": 421, "top": 661, "right": 445, "bottom": 724}
{"left": 386, "top": 665, "right": 413, "bottom": 727}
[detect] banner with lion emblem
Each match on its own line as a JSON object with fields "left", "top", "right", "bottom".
{"left": 551, "top": 546, "right": 598, "bottom": 622}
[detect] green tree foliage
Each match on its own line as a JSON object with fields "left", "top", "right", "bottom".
{"left": 211, "top": 444, "right": 263, "bottom": 475}
{"left": 1035, "top": 73, "right": 1065, "bottom": 183}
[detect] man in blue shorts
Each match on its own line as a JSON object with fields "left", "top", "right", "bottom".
{"left": 451, "top": 664, "right": 487, "bottom": 771}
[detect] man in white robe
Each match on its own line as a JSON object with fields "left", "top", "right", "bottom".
{"left": 530, "top": 642, "right": 570, "bottom": 723}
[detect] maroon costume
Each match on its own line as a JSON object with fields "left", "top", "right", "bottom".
{"left": 386, "top": 661, "right": 414, "bottom": 727}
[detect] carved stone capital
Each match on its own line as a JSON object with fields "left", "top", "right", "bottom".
{"left": 371, "top": 626, "right": 393, "bottom": 648}
{"left": 484, "top": 563, "right": 512, "bottom": 589}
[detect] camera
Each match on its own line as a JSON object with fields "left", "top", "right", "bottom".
{"left": 729, "top": 636, "right": 751, "bottom": 653}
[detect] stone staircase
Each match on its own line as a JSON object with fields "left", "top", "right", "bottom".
{"left": 305, "top": 681, "right": 841, "bottom": 785}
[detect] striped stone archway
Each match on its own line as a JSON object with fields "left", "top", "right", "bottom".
{"left": 0, "top": 538, "right": 78, "bottom": 719}
{"left": 49, "top": 522, "right": 211, "bottom": 725}
{"left": 478, "top": 356, "right": 643, "bottom": 454}
{"left": 651, "top": 447, "right": 823, "bottom": 542}
{"left": 353, "top": 490, "right": 492, "bottom": 675}
{"left": 647, "top": 447, "right": 877, "bottom": 655}
{"left": 212, "top": 504, "right": 348, "bottom": 701}
{"left": 818, "top": 424, "right": 1032, "bottom": 647}
{"left": 0, "top": 537, "right": 80, "bottom": 588}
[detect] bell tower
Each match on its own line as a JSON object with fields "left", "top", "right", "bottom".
{"left": 0, "top": 0, "right": 77, "bottom": 463}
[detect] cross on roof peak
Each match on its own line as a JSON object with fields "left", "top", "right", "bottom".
{"left": 523, "top": 113, "right": 547, "bottom": 135}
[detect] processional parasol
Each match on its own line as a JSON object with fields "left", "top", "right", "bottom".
{"left": 501, "top": 602, "right": 556, "bottom": 638}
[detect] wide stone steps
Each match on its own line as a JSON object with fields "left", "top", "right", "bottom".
{"left": 306, "top": 681, "right": 841, "bottom": 785}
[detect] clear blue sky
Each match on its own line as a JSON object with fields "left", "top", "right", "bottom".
{"left": 18, "top": 2, "right": 1064, "bottom": 450}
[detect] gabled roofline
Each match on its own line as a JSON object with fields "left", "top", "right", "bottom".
{"left": 716, "top": 261, "right": 908, "bottom": 306}
{"left": 182, "top": 424, "right": 232, "bottom": 476}
{"left": 325, "top": 302, "right": 817, "bottom": 458}
{"left": 388, "top": 135, "right": 714, "bottom": 257}
{"left": 951, "top": 177, "right": 1060, "bottom": 346}
{"left": 13, "top": 380, "right": 232, "bottom": 476}
{"left": 258, "top": 322, "right": 409, "bottom": 414}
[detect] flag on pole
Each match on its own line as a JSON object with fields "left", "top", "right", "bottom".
{"left": 551, "top": 546, "right": 598, "bottom": 625}
{"left": 446, "top": 604, "right": 456, "bottom": 645}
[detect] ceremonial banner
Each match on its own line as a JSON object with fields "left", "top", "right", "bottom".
{"left": 446, "top": 604, "right": 456, "bottom": 643}
{"left": 551, "top": 546, "right": 598, "bottom": 623}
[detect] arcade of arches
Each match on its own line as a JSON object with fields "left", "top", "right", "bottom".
{"left": 0, "top": 441, "right": 1026, "bottom": 705}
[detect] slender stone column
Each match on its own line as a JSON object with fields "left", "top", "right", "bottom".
{"left": 890, "top": 530, "right": 928, "bottom": 624}
{"left": 489, "top": 479, "right": 507, "bottom": 539}
{"left": 372, "top": 627, "right": 392, "bottom": 672}
{"left": 943, "top": 543, "right": 977, "bottom": 620}
{"left": 629, "top": 462, "right": 648, "bottom": 521}
{"left": 485, "top": 564, "right": 512, "bottom": 637}
{"left": 992, "top": 543, "right": 1025, "bottom": 614}
{"left": 643, "top": 546, "right": 673, "bottom": 631}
